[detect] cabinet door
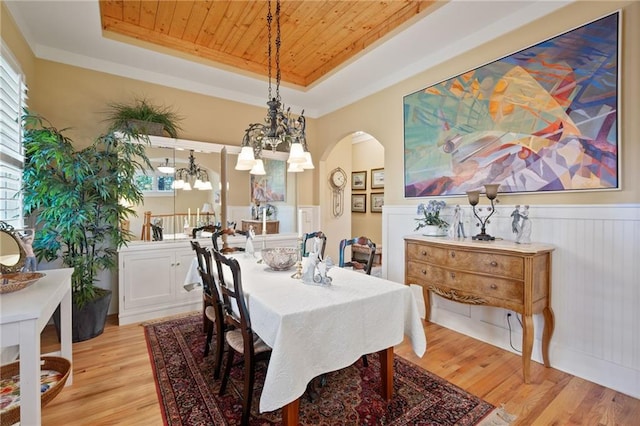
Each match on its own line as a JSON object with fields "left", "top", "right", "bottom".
{"left": 121, "top": 250, "right": 175, "bottom": 309}
{"left": 175, "top": 249, "right": 202, "bottom": 302}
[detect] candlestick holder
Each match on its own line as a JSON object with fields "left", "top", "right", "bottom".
{"left": 291, "top": 235, "right": 304, "bottom": 279}
{"left": 467, "top": 184, "right": 500, "bottom": 241}
{"left": 257, "top": 228, "right": 267, "bottom": 264}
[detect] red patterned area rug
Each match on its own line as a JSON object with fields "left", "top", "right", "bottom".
{"left": 144, "top": 313, "right": 508, "bottom": 426}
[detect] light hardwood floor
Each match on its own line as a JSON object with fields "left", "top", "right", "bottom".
{"left": 39, "top": 314, "right": 640, "bottom": 425}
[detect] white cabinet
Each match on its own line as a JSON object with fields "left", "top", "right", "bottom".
{"left": 118, "top": 242, "right": 203, "bottom": 325}
{"left": 118, "top": 233, "right": 299, "bottom": 325}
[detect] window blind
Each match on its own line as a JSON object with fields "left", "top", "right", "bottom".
{"left": 0, "top": 44, "right": 28, "bottom": 229}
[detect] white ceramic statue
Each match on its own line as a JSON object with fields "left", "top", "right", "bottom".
{"left": 516, "top": 205, "right": 531, "bottom": 244}
{"left": 449, "top": 204, "right": 466, "bottom": 239}
{"left": 245, "top": 225, "right": 256, "bottom": 256}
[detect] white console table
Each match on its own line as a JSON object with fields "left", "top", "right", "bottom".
{"left": 0, "top": 268, "right": 74, "bottom": 425}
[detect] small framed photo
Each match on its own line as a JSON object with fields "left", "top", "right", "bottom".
{"left": 351, "top": 170, "right": 367, "bottom": 190}
{"left": 371, "top": 168, "right": 384, "bottom": 189}
{"left": 351, "top": 194, "right": 366, "bottom": 213}
{"left": 370, "top": 192, "right": 384, "bottom": 213}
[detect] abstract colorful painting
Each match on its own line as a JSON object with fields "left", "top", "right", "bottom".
{"left": 404, "top": 12, "right": 619, "bottom": 197}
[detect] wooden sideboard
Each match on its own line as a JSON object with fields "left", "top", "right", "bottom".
{"left": 241, "top": 219, "right": 279, "bottom": 235}
{"left": 405, "top": 236, "right": 555, "bottom": 383}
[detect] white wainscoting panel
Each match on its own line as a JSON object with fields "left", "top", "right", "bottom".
{"left": 382, "top": 204, "right": 640, "bottom": 398}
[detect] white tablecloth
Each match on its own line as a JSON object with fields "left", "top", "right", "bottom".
{"left": 185, "top": 253, "right": 426, "bottom": 412}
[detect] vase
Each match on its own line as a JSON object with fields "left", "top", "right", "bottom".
{"left": 422, "top": 225, "right": 447, "bottom": 237}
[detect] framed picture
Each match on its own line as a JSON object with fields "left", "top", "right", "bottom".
{"left": 250, "top": 158, "right": 286, "bottom": 202}
{"left": 371, "top": 168, "right": 384, "bottom": 189}
{"left": 370, "top": 192, "right": 384, "bottom": 213}
{"left": 403, "top": 12, "right": 620, "bottom": 197}
{"left": 351, "top": 194, "right": 366, "bottom": 213}
{"left": 351, "top": 170, "right": 367, "bottom": 190}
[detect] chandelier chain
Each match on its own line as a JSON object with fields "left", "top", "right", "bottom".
{"left": 267, "top": 0, "right": 273, "bottom": 101}
{"left": 275, "top": 0, "right": 281, "bottom": 102}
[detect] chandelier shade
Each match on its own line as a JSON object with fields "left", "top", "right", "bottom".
{"left": 157, "top": 158, "right": 175, "bottom": 174}
{"left": 235, "top": 0, "right": 313, "bottom": 175}
{"left": 171, "top": 150, "right": 212, "bottom": 191}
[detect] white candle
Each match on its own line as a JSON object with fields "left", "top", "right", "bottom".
{"left": 298, "top": 209, "right": 303, "bottom": 238}
{"left": 188, "top": 208, "right": 191, "bottom": 224}
{"left": 262, "top": 210, "right": 267, "bottom": 234}
{"left": 196, "top": 208, "right": 200, "bottom": 223}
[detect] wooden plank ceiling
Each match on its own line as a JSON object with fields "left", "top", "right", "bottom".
{"left": 99, "top": 1, "right": 436, "bottom": 88}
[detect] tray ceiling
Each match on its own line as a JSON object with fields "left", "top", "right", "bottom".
{"left": 99, "top": 0, "right": 436, "bottom": 88}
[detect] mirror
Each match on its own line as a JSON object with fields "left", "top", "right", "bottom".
{"left": 127, "top": 136, "right": 298, "bottom": 243}
{"left": 0, "top": 222, "right": 26, "bottom": 273}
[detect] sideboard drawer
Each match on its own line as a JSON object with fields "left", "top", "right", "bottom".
{"left": 407, "top": 242, "right": 524, "bottom": 280}
{"left": 406, "top": 242, "right": 448, "bottom": 264}
{"left": 406, "top": 262, "right": 524, "bottom": 304}
{"left": 442, "top": 249, "right": 524, "bottom": 280}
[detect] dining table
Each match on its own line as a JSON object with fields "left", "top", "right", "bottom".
{"left": 184, "top": 251, "right": 426, "bottom": 425}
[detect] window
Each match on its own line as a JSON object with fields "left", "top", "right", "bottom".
{"left": 135, "top": 172, "right": 175, "bottom": 196}
{"left": 0, "top": 44, "right": 28, "bottom": 229}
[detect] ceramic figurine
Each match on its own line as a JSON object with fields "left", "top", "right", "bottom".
{"left": 449, "top": 205, "right": 466, "bottom": 238}
{"left": 516, "top": 205, "right": 531, "bottom": 244}
{"left": 511, "top": 205, "right": 521, "bottom": 235}
{"left": 245, "top": 225, "right": 256, "bottom": 256}
{"left": 20, "top": 229, "right": 37, "bottom": 272}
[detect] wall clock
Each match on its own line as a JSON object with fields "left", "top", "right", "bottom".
{"left": 329, "top": 167, "right": 347, "bottom": 217}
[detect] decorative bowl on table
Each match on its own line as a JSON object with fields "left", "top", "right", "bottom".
{"left": 261, "top": 247, "right": 298, "bottom": 271}
{"left": 0, "top": 272, "right": 45, "bottom": 294}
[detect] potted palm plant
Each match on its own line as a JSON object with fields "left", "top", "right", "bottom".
{"left": 21, "top": 112, "right": 152, "bottom": 341}
{"left": 104, "top": 97, "right": 183, "bottom": 138}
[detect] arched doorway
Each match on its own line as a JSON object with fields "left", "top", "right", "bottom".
{"left": 321, "top": 131, "right": 384, "bottom": 261}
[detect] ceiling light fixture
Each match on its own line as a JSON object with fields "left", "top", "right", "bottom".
{"left": 235, "top": 0, "right": 314, "bottom": 175}
{"left": 157, "top": 158, "right": 175, "bottom": 174}
{"left": 172, "top": 150, "right": 212, "bottom": 191}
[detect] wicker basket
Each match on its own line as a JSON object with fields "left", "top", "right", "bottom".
{"left": 0, "top": 356, "right": 71, "bottom": 425}
{"left": 0, "top": 272, "right": 45, "bottom": 294}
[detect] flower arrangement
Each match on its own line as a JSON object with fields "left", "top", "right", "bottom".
{"left": 415, "top": 200, "right": 449, "bottom": 230}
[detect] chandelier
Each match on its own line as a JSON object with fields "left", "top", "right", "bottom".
{"left": 235, "top": 0, "right": 314, "bottom": 175}
{"left": 172, "top": 150, "right": 212, "bottom": 191}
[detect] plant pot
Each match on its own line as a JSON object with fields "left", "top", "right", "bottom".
{"left": 53, "top": 289, "right": 112, "bottom": 342}
{"left": 422, "top": 225, "right": 448, "bottom": 237}
{"left": 125, "top": 119, "right": 165, "bottom": 136}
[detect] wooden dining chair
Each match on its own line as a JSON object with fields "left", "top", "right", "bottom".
{"left": 197, "top": 249, "right": 231, "bottom": 380}
{"left": 191, "top": 223, "right": 221, "bottom": 239}
{"left": 338, "top": 236, "right": 377, "bottom": 275}
{"left": 302, "top": 231, "right": 327, "bottom": 258}
{"left": 211, "top": 227, "right": 247, "bottom": 254}
{"left": 338, "top": 236, "right": 378, "bottom": 367}
{"left": 213, "top": 250, "right": 271, "bottom": 426}
{"left": 190, "top": 241, "right": 224, "bottom": 372}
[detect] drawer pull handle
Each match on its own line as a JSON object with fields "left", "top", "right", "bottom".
{"left": 450, "top": 272, "right": 456, "bottom": 279}
{"left": 450, "top": 251, "right": 456, "bottom": 258}
{"left": 490, "top": 284, "right": 498, "bottom": 289}
{"left": 490, "top": 261, "right": 498, "bottom": 267}
{"left": 421, "top": 269, "right": 427, "bottom": 275}
{"left": 421, "top": 250, "right": 427, "bottom": 256}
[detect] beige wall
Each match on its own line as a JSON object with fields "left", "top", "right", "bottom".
{"left": 1, "top": 2, "right": 36, "bottom": 82}
{"left": 322, "top": 136, "right": 353, "bottom": 260}
{"left": 315, "top": 1, "right": 640, "bottom": 208}
{"left": 351, "top": 138, "right": 384, "bottom": 244}
{"left": 4, "top": 0, "right": 638, "bottom": 218}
